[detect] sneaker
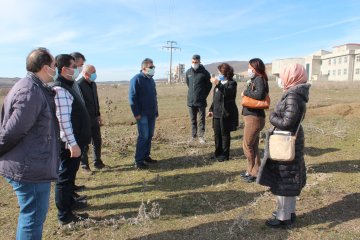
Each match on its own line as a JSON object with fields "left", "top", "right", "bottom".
{"left": 71, "top": 199, "right": 88, "bottom": 210}
{"left": 188, "top": 137, "right": 196, "bottom": 144}
{"left": 94, "top": 161, "right": 105, "bottom": 170}
{"left": 144, "top": 157, "right": 158, "bottom": 164}
{"left": 134, "top": 162, "right": 149, "bottom": 170}
{"left": 58, "top": 213, "right": 89, "bottom": 226}
{"left": 74, "top": 185, "right": 86, "bottom": 192}
{"left": 199, "top": 137, "right": 206, "bottom": 144}
{"left": 73, "top": 192, "right": 87, "bottom": 201}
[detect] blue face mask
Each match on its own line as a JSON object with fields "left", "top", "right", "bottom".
{"left": 217, "top": 74, "right": 225, "bottom": 81}
{"left": 90, "top": 73, "right": 97, "bottom": 81}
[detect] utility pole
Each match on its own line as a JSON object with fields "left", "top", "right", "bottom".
{"left": 162, "top": 41, "right": 181, "bottom": 84}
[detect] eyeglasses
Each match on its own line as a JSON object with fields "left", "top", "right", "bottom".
{"left": 148, "top": 66, "right": 155, "bottom": 69}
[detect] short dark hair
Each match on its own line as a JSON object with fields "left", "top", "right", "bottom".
{"left": 141, "top": 58, "right": 153, "bottom": 69}
{"left": 192, "top": 54, "right": 201, "bottom": 61}
{"left": 26, "top": 47, "right": 53, "bottom": 73}
{"left": 55, "top": 54, "right": 75, "bottom": 73}
{"left": 70, "top": 52, "right": 86, "bottom": 61}
{"left": 217, "top": 63, "right": 234, "bottom": 80}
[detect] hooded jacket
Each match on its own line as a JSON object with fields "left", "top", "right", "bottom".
{"left": 258, "top": 83, "right": 311, "bottom": 196}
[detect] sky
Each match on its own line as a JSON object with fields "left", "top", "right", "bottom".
{"left": 1, "top": 0, "right": 360, "bottom": 81}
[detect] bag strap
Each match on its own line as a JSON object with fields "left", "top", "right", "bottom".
{"left": 294, "top": 112, "right": 305, "bottom": 138}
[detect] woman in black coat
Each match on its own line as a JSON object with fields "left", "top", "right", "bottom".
{"left": 208, "top": 63, "right": 239, "bottom": 161}
{"left": 257, "top": 63, "right": 311, "bottom": 228}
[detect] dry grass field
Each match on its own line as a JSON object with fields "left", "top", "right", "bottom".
{"left": 0, "top": 80, "right": 359, "bottom": 240}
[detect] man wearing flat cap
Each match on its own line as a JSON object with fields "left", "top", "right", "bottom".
{"left": 185, "top": 54, "right": 212, "bottom": 144}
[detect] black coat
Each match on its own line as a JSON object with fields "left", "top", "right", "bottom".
{"left": 209, "top": 80, "right": 239, "bottom": 132}
{"left": 258, "top": 83, "right": 311, "bottom": 196}
{"left": 242, "top": 76, "right": 269, "bottom": 118}
{"left": 186, "top": 65, "right": 212, "bottom": 107}
{"left": 78, "top": 77, "right": 100, "bottom": 119}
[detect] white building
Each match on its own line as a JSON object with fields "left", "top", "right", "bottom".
{"left": 272, "top": 43, "right": 360, "bottom": 81}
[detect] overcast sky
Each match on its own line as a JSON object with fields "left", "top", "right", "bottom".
{"left": 1, "top": 0, "right": 360, "bottom": 81}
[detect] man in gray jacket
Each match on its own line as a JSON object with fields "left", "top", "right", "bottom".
{"left": 0, "top": 48, "right": 60, "bottom": 240}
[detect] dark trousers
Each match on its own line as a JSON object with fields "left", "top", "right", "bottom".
{"left": 55, "top": 145, "right": 82, "bottom": 221}
{"left": 135, "top": 115, "right": 156, "bottom": 164}
{"left": 213, "top": 118, "right": 231, "bottom": 159}
{"left": 189, "top": 106, "right": 206, "bottom": 138}
{"left": 81, "top": 118, "right": 102, "bottom": 167}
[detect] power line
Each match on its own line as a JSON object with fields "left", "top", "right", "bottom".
{"left": 162, "top": 41, "right": 181, "bottom": 84}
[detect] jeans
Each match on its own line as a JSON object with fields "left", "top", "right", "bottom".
{"left": 6, "top": 178, "right": 51, "bottom": 240}
{"left": 81, "top": 118, "right": 102, "bottom": 167}
{"left": 55, "top": 146, "right": 82, "bottom": 221}
{"left": 135, "top": 115, "right": 156, "bottom": 164}
{"left": 189, "top": 106, "right": 206, "bottom": 138}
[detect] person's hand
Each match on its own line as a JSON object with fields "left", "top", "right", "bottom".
{"left": 98, "top": 116, "right": 103, "bottom": 126}
{"left": 241, "top": 91, "right": 244, "bottom": 97}
{"left": 207, "top": 112, "right": 213, "bottom": 117}
{"left": 69, "top": 144, "right": 81, "bottom": 158}
{"left": 135, "top": 115, "right": 141, "bottom": 120}
{"left": 210, "top": 77, "right": 219, "bottom": 85}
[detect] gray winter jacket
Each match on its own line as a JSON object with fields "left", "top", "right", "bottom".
{"left": 0, "top": 73, "right": 60, "bottom": 183}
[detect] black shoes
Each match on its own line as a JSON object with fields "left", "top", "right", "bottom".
{"left": 215, "top": 155, "right": 229, "bottom": 162}
{"left": 272, "top": 211, "right": 297, "bottom": 223}
{"left": 58, "top": 213, "right": 89, "bottom": 226}
{"left": 71, "top": 199, "right": 88, "bottom": 210}
{"left": 266, "top": 218, "right": 292, "bottom": 229}
{"left": 134, "top": 162, "right": 149, "bottom": 170}
{"left": 94, "top": 161, "right": 106, "bottom": 170}
{"left": 74, "top": 185, "right": 86, "bottom": 192}
{"left": 240, "top": 172, "right": 250, "bottom": 178}
{"left": 243, "top": 175, "right": 256, "bottom": 183}
{"left": 73, "top": 192, "right": 87, "bottom": 201}
{"left": 144, "top": 157, "right": 158, "bottom": 164}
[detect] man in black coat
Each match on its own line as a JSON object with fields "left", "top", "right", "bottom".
{"left": 77, "top": 64, "right": 105, "bottom": 170}
{"left": 185, "top": 54, "right": 212, "bottom": 144}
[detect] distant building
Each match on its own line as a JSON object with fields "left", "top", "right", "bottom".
{"left": 272, "top": 43, "right": 360, "bottom": 81}
{"left": 172, "top": 63, "right": 185, "bottom": 83}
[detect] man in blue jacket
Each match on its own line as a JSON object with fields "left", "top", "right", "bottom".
{"left": 0, "top": 48, "right": 60, "bottom": 239}
{"left": 128, "top": 58, "right": 158, "bottom": 169}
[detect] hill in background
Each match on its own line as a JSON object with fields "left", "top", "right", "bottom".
{"left": 0, "top": 77, "right": 20, "bottom": 87}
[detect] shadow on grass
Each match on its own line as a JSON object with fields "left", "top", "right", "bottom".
{"left": 128, "top": 218, "right": 289, "bottom": 240}
{"left": 298, "top": 192, "right": 359, "bottom": 228}
{"left": 304, "top": 146, "right": 340, "bottom": 157}
{"left": 309, "top": 159, "right": 360, "bottom": 173}
{"left": 89, "top": 189, "right": 264, "bottom": 219}
{"left": 89, "top": 170, "right": 241, "bottom": 199}
{"left": 156, "top": 147, "right": 244, "bottom": 172}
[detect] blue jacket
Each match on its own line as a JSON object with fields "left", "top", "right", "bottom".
{"left": 0, "top": 73, "right": 60, "bottom": 183}
{"left": 129, "top": 72, "right": 158, "bottom": 117}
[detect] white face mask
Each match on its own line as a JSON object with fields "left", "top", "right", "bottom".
{"left": 192, "top": 63, "right": 199, "bottom": 70}
{"left": 47, "top": 66, "right": 58, "bottom": 82}
{"left": 277, "top": 77, "right": 284, "bottom": 89}
{"left": 248, "top": 68, "right": 255, "bottom": 78}
{"left": 147, "top": 67, "right": 155, "bottom": 77}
